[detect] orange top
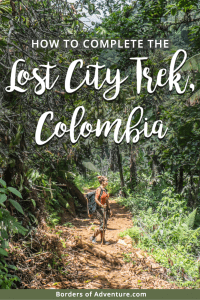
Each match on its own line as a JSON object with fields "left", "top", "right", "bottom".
{"left": 95, "top": 187, "right": 108, "bottom": 205}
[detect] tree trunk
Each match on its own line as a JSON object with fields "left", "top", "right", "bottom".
{"left": 110, "top": 147, "right": 115, "bottom": 172}
{"left": 187, "top": 171, "right": 195, "bottom": 208}
{"left": 110, "top": 145, "right": 117, "bottom": 172}
{"left": 174, "top": 171, "right": 178, "bottom": 192}
{"left": 130, "top": 145, "right": 137, "bottom": 190}
{"left": 178, "top": 166, "right": 184, "bottom": 193}
{"left": 57, "top": 193, "right": 76, "bottom": 217}
{"left": 116, "top": 145, "right": 126, "bottom": 197}
{"left": 194, "top": 172, "right": 200, "bottom": 208}
{"left": 57, "top": 177, "right": 87, "bottom": 207}
{"left": 151, "top": 153, "right": 158, "bottom": 180}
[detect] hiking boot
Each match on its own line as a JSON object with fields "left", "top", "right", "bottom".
{"left": 102, "top": 239, "right": 110, "bottom": 245}
{"left": 90, "top": 236, "right": 97, "bottom": 244}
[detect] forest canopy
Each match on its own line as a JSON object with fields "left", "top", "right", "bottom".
{"left": 0, "top": 0, "right": 200, "bottom": 289}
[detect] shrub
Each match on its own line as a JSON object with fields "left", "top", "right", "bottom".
{"left": 0, "top": 179, "right": 27, "bottom": 288}
{"left": 119, "top": 186, "right": 200, "bottom": 286}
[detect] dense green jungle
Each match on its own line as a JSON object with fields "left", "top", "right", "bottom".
{"left": 0, "top": 0, "right": 200, "bottom": 289}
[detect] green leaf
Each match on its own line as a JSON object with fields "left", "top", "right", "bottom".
{"left": 0, "top": 248, "right": 8, "bottom": 256}
{"left": 181, "top": 53, "right": 200, "bottom": 73}
{"left": 82, "top": 160, "right": 98, "bottom": 172}
{"left": 171, "top": 8, "right": 177, "bottom": 15}
{"left": 0, "top": 179, "right": 6, "bottom": 188}
{"left": 0, "top": 39, "right": 7, "bottom": 46}
{"left": 7, "top": 265, "right": 17, "bottom": 270}
{"left": 1, "top": 16, "right": 10, "bottom": 23}
{"left": 0, "top": 194, "right": 7, "bottom": 204}
{"left": 1, "top": 230, "right": 8, "bottom": 239}
{"left": 110, "top": 64, "right": 118, "bottom": 69}
{"left": 7, "top": 187, "right": 22, "bottom": 198}
{"left": 63, "top": 143, "right": 68, "bottom": 153}
{"left": 95, "top": 9, "right": 101, "bottom": 15}
{"left": 79, "top": 22, "right": 84, "bottom": 30}
{"left": 9, "top": 199, "right": 24, "bottom": 215}
{"left": 189, "top": 90, "right": 200, "bottom": 105}
{"left": 31, "top": 199, "right": 36, "bottom": 208}
{"left": 186, "top": 209, "right": 197, "bottom": 229}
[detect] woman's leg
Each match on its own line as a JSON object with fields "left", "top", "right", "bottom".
{"left": 90, "top": 228, "right": 100, "bottom": 243}
{"left": 90, "top": 209, "right": 109, "bottom": 244}
{"left": 90, "top": 209, "right": 102, "bottom": 243}
{"left": 100, "top": 211, "right": 109, "bottom": 244}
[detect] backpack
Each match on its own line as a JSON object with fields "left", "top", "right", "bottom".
{"left": 86, "top": 187, "right": 103, "bottom": 216}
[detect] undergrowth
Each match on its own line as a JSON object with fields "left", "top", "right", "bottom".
{"left": 0, "top": 179, "right": 27, "bottom": 289}
{"left": 75, "top": 171, "right": 122, "bottom": 195}
{"left": 75, "top": 173, "right": 99, "bottom": 192}
{"left": 118, "top": 183, "right": 200, "bottom": 288}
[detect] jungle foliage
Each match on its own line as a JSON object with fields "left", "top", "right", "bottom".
{"left": 0, "top": 0, "right": 200, "bottom": 288}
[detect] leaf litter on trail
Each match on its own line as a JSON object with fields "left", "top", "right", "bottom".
{"left": 8, "top": 199, "right": 184, "bottom": 289}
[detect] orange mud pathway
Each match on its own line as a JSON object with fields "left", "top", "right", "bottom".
{"left": 58, "top": 197, "right": 179, "bottom": 289}
{"left": 11, "top": 197, "right": 180, "bottom": 289}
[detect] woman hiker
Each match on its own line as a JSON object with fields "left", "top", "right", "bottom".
{"left": 90, "top": 176, "right": 112, "bottom": 245}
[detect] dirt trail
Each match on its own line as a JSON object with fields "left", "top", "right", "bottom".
{"left": 73, "top": 199, "right": 133, "bottom": 249}
{"left": 57, "top": 197, "right": 178, "bottom": 289}
{"left": 10, "top": 195, "right": 179, "bottom": 289}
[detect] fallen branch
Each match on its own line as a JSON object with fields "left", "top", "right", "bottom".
{"left": 73, "top": 239, "right": 123, "bottom": 266}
